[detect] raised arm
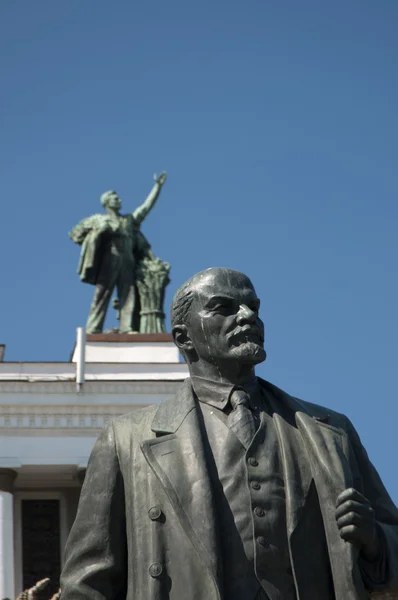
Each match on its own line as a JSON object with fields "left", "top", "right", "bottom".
{"left": 132, "top": 171, "right": 167, "bottom": 225}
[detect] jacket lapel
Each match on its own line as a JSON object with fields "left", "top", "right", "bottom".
{"left": 141, "top": 380, "right": 221, "bottom": 590}
{"left": 260, "top": 379, "right": 312, "bottom": 538}
{"left": 295, "top": 411, "right": 353, "bottom": 496}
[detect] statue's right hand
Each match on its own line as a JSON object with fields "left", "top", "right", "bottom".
{"left": 154, "top": 171, "right": 167, "bottom": 186}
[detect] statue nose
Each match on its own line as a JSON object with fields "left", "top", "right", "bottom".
{"left": 236, "top": 304, "right": 256, "bottom": 325}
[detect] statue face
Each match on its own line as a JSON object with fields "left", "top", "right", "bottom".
{"left": 187, "top": 269, "right": 266, "bottom": 367}
{"left": 105, "top": 192, "right": 122, "bottom": 210}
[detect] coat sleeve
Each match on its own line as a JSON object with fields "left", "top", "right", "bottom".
{"left": 60, "top": 422, "right": 128, "bottom": 599}
{"left": 345, "top": 417, "right": 398, "bottom": 593}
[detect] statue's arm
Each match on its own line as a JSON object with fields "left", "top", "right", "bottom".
{"left": 345, "top": 418, "right": 398, "bottom": 591}
{"left": 132, "top": 171, "right": 167, "bottom": 225}
{"left": 60, "top": 423, "right": 127, "bottom": 598}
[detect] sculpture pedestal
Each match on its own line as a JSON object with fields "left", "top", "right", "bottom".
{"left": 71, "top": 333, "right": 179, "bottom": 364}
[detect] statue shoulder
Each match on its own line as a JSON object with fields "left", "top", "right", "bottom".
{"left": 291, "top": 394, "right": 352, "bottom": 433}
{"left": 109, "top": 405, "right": 158, "bottom": 447}
{"left": 259, "top": 378, "right": 348, "bottom": 427}
{"left": 80, "top": 213, "right": 106, "bottom": 227}
{"left": 120, "top": 212, "right": 135, "bottom": 223}
{"left": 69, "top": 214, "right": 106, "bottom": 244}
{"left": 294, "top": 396, "right": 344, "bottom": 419}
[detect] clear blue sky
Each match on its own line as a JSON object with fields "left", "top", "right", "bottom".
{"left": 1, "top": 1, "right": 397, "bottom": 499}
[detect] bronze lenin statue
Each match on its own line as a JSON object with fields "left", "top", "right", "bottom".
{"left": 60, "top": 268, "right": 398, "bottom": 599}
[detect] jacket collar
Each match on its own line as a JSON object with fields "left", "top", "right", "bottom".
{"left": 151, "top": 376, "right": 312, "bottom": 435}
{"left": 151, "top": 378, "right": 196, "bottom": 434}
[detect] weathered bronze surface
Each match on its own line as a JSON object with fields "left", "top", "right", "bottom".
{"left": 60, "top": 268, "right": 398, "bottom": 599}
{"left": 69, "top": 173, "right": 169, "bottom": 334}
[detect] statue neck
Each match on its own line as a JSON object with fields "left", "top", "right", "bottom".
{"left": 106, "top": 207, "right": 120, "bottom": 217}
{"left": 187, "top": 359, "right": 256, "bottom": 387}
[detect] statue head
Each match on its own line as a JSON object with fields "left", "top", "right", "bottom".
{"left": 100, "top": 190, "right": 122, "bottom": 211}
{"left": 172, "top": 268, "right": 266, "bottom": 378}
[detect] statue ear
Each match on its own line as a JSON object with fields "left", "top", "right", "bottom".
{"left": 172, "top": 324, "right": 194, "bottom": 355}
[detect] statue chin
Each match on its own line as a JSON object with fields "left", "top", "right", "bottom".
{"left": 230, "top": 342, "right": 266, "bottom": 365}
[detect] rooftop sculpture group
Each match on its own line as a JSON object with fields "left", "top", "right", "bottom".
{"left": 69, "top": 172, "right": 169, "bottom": 334}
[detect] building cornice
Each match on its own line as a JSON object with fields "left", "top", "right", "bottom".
{"left": 0, "top": 403, "right": 151, "bottom": 435}
{"left": 0, "top": 380, "right": 184, "bottom": 394}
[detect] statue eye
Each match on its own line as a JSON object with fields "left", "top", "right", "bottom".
{"left": 212, "top": 301, "right": 233, "bottom": 314}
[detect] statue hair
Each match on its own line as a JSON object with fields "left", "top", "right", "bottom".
{"left": 171, "top": 280, "right": 195, "bottom": 330}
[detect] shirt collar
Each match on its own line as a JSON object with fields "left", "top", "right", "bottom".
{"left": 190, "top": 375, "right": 261, "bottom": 411}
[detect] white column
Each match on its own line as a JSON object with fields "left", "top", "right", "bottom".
{"left": 0, "top": 469, "right": 17, "bottom": 600}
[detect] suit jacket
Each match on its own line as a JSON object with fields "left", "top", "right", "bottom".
{"left": 60, "top": 378, "right": 398, "bottom": 600}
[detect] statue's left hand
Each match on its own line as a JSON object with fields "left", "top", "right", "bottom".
{"left": 154, "top": 171, "right": 167, "bottom": 186}
{"left": 336, "top": 488, "right": 381, "bottom": 560}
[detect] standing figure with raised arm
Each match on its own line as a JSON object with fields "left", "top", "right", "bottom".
{"left": 69, "top": 172, "right": 167, "bottom": 334}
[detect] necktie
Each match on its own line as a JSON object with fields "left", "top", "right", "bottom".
{"left": 227, "top": 388, "right": 257, "bottom": 450}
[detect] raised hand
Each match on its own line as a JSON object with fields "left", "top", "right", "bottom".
{"left": 154, "top": 171, "right": 167, "bottom": 186}
{"left": 336, "top": 488, "right": 380, "bottom": 560}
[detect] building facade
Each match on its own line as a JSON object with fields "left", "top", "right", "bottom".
{"left": 0, "top": 333, "right": 188, "bottom": 598}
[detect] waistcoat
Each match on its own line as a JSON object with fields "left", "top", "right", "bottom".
{"left": 199, "top": 398, "right": 297, "bottom": 600}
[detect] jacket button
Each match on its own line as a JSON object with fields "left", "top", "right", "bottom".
{"left": 148, "top": 506, "right": 162, "bottom": 521}
{"left": 254, "top": 506, "right": 265, "bottom": 517}
{"left": 251, "top": 481, "right": 261, "bottom": 490}
{"left": 149, "top": 562, "right": 163, "bottom": 578}
{"left": 248, "top": 457, "right": 258, "bottom": 467}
